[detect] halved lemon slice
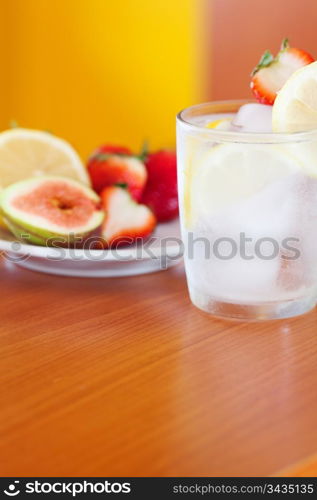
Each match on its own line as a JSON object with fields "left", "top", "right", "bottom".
{"left": 0, "top": 128, "right": 90, "bottom": 189}
{"left": 272, "top": 61, "right": 317, "bottom": 132}
{"left": 186, "top": 143, "right": 302, "bottom": 227}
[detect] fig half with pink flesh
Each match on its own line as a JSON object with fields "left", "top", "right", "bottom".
{"left": 0, "top": 176, "right": 105, "bottom": 246}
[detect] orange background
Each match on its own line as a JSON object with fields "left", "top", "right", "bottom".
{"left": 208, "top": 0, "right": 317, "bottom": 100}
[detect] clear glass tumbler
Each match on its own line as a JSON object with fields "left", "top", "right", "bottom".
{"left": 176, "top": 100, "right": 317, "bottom": 320}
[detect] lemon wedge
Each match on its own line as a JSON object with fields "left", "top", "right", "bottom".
{"left": 272, "top": 61, "right": 317, "bottom": 132}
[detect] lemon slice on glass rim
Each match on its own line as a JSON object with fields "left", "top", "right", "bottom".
{"left": 272, "top": 61, "right": 317, "bottom": 133}
{"left": 272, "top": 61, "right": 317, "bottom": 179}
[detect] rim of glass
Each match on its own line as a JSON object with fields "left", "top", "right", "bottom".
{"left": 177, "top": 99, "right": 317, "bottom": 144}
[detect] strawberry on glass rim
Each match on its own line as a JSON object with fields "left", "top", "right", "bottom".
{"left": 250, "top": 38, "right": 314, "bottom": 105}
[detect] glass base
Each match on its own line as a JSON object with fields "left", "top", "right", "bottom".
{"left": 189, "top": 287, "right": 317, "bottom": 321}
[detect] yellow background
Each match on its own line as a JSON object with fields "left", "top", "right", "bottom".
{"left": 0, "top": 0, "right": 198, "bottom": 160}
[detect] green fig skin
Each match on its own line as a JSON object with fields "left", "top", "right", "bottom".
{"left": 3, "top": 215, "right": 104, "bottom": 247}
{"left": 0, "top": 176, "right": 105, "bottom": 247}
{"left": 3, "top": 217, "right": 48, "bottom": 245}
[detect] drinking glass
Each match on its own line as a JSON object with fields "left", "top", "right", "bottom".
{"left": 176, "top": 100, "right": 317, "bottom": 320}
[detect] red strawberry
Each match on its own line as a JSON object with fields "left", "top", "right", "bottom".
{"left": 87, "top": 144, "right": 147, "bottom": 201}
{"left": 250, "top": 38, "right": 314, "bottom": 105}
{"left": 92, "top": 144, "right": 132, "bottom": 156}
{"left": 100, "top": 186, "right": 156, "bottom": 248}
{"left": 141, "top": 150, "right": 178, "bottom": 222}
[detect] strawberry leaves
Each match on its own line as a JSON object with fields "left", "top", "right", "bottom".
{"left": 251, "top": 50, "right": 274, "bottom": 76}
{"left": 280, "top": 38, "right": 289, "bottom": 51}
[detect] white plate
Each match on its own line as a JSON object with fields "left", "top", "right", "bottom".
{"left": 0, "top": 219, "right": 183, "bottom": 277}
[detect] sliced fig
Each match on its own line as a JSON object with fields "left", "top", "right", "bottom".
{"left": 0, "top": 176, "right": 105, "bottom": 246}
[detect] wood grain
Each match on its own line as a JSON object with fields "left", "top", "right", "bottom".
{"left": 0, "top": 256, "right": 317, "bottom": 477}
{"left": 275, "top": 453, "right": 317, "bottom": 477}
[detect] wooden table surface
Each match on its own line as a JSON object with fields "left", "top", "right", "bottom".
{"left": 1, "top": 256, "right": 317, "bottom": 477}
